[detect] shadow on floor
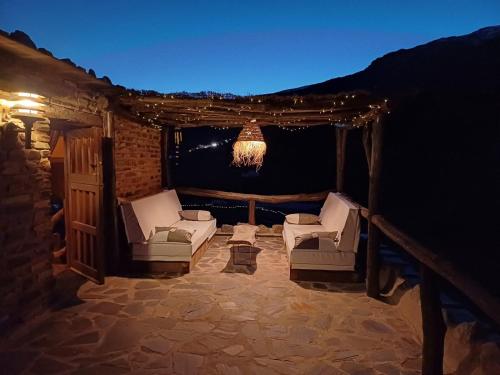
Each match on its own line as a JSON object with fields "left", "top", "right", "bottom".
{"left": 222, "top": 246, "right": 262, "bottom": 275}
{"left": 50, "top": 269, "right": 87, "bottom": 312}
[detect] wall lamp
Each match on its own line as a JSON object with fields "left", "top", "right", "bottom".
{"left": 0, "top": 92, "right": 48, "bottom": 148}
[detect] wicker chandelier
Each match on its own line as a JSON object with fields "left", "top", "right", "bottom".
{"left": 232, "top": 119, "right": 267, "bottom": 170}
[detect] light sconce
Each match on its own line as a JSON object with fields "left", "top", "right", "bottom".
{"left": 2, "top": 92, "right": 48, "bottom": 148}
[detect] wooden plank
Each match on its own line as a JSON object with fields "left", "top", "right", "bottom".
{"left": 72, "top": 221, "right": 97, "bottom": 236}
{"left": 420, "top": 264, "right": 445, "bottom": 375}
{"left": 371, "top": 214, "right": 500, "bottom": 329}
{"left": 176, "top": 187, "right": 330, "bottom": 204}
{"left": 248, "top": 200, "right": 256, "bottom": 225}
{"left": 290, "top": 268, "right": 362, "bottom": 282}
{"left": 366, "top": 115, "right": 385, "bottom": 298}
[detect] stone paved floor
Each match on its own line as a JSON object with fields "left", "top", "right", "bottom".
{"left": 1, "top": 236, "right": 422, "bottom": 374}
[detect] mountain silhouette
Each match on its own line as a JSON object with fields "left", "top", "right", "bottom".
{"left": 279, "top": 26, "right": 500, "bottom": 97}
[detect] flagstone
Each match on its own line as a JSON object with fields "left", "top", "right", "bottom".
{"left": 216, "top": 363, "right": 244, "bottom": 375}
{"left": 135, "top": 280, "right": 161, "bottom": 289}
{"left": 222, "top": 344, "right": 245, "bottom": 356}
{"left": 99, "top": 320, "right": 148, "bottom": 353}
{"left": 123, "top": 302, "right": 146, "bottom": 316}
{"left": 2, "top": 236, "right": 422, "bottom": 374}
{"left": 173, "top": 352, "right": 204, "bottom": 374}
{"left": 88, "top": 301, "right": 124, "bottom": 315}
{"left": 30, "top": 356, "right": 74, "bottom": 374}
{"left": 134, "top": 288, "right": 168, "bottom": 300}
{"left": 65, "top": 331, "right": 100, "bottom": 346}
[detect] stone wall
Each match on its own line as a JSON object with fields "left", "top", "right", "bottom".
{"left": 114, "top": 117, "right": 162, "bottom": 200}
{"left": 0, "top": 119, "right": 54, "bottom": 333}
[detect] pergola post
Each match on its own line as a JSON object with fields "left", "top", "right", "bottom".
{"left": 336, "top": 127, "right": 347, "bottom": 193}
{"left": 161, "top": 125, "right": 175, "bottom": 189}
{"left": 366, "top": 114, "right": 386, "bottom": 298}
{"left": 420, "top": 264, "right": 446, "bottom": 375}
{"left": 248, "top": 199, "right": 256, "bottom": 225}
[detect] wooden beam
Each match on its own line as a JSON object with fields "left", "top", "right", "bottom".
{"left": 420, "top": 264, "right": 445, "bottom": 375}
{"left": 366, "top": 114, "right": 386, "bottom": 298}
{"left": 371, "top": 214, "right": 500, "bottom": 329}
{"left": 47, "top": 104, "right": 102, "bottom": 127}
{"left": 248, "top": 200, "right": 256, "bottom": 225}
{"left": 176, "top": 187, "right": 330, "bottom": 204}
{"left": 336, "top": 127, "right": 348, "bottom": 193}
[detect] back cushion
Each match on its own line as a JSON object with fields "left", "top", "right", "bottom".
{"left": 319, "top": 193, "right": 349, "bottom": 231}
{"left": 319, "top": 193, "right": 360, "bottom": 252}
{"left": 131, "top": 190, "right": 182, "bottom": 240}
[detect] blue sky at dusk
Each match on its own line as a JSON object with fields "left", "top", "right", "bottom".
{"left": 1, "top": 0, "right": 499, "bottom": 94}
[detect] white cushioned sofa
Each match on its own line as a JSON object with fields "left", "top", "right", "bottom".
{"left": 120, "top": 189, "right": 216, "bottom": 272}
{"left": 283, "top": 193, "right": 360, "bottom": 279}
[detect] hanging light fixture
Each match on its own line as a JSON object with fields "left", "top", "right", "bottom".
{"left": 232, "top": 119, "right": 267, "bottom": 170}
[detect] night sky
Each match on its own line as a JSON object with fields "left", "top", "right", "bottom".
{"left": 1, "top": 0, "right": 499, "bottom": 94}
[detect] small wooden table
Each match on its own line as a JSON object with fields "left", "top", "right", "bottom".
{"left": 227, "top": 224, "right": 258, "bottom": 266}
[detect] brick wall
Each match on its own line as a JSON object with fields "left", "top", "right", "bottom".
{"left": 114, "top": 117, "right": 162, "bottom": 199}
{"left": 0, "top": 119, "right": 54, "bottom": 333}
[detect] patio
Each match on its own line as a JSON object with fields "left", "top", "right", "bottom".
{"left": 1, "top": 236, "right": 421, "bottom": 375}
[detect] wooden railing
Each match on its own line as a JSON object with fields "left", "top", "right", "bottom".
{"left": 176, "top": 187, "right": 330, "bottom": 225}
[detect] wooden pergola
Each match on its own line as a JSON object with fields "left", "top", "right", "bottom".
{"left": 126, "top": 93, "right": 500, "bottom": 375}
{"left": 118, "top": 90, "right": 387, "bottom": 128}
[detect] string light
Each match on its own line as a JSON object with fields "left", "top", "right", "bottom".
{"left": 123, "top": 90, "right": 388, "bottom": 130}
{"left": 182, "top": 203, "right": 286, "bottom": 217}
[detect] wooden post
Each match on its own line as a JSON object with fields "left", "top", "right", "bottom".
{"left": 336, "top": 127, "right": 347, "bottom": 193}
{"left": 366, "top": 114, "right": 385, "bottom": 298}
{"left": 362, "top": 125, "right": 372, "bottom": 168}
{"left": 420, "top": 264, "right": 446, "bottom": 375}
{"left": 102, "top": 112, "right": 119, "bottom": 275}
{"left": 161, "top": 126, "right": 175, "bottom": 189}
{"left": 248, "top": 199, "right": 256, "bottom": 225}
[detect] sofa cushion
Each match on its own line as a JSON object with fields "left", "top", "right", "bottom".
{"left": 172, "top": 219, "right": 217, "bottom": 254}
{"left": 133, "top": 219, "right": 217, "bottom": 262}
{"left": 318, "top": 193, "right": 360, "bottom": 253}
{"left": 294, "top": 231, "right": 338, "bottom": 250}
{"left": 179, "top": 210, "right": 212, "bottom": 221}
{"left": 283, "top": 221, "right": 327, "bottom": 253}
{"left": 285, "top": 213, "right": 320, "bottom": 225}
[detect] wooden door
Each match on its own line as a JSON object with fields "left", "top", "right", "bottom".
{"left": 65, "top": 127, "right": 104, "bottom": 283}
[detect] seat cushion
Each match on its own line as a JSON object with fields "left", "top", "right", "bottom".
{"left": 285, "top": 213, "right": 320, "bottom": 225}
{"left": 133, "top": 219, "right": 216, "bottom": 262}
{"left": 283, "top": 221, "right": 327, "bottom": 255}
{"left": 283, "top": 221, "right": 355, "bottom": 271}
{"left": 173, "top": 219, "right": 217, "bottom": 253}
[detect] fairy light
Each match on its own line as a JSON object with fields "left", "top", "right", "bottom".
{"left": 182, "top": 202, "right": 286, "bottom": 217}
{"left": 124, "top": 90, "right": 388, "bottom": 131}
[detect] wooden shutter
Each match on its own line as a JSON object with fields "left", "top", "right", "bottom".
{"left": 65, "top": 127, "right": 104, "bottom": 283}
